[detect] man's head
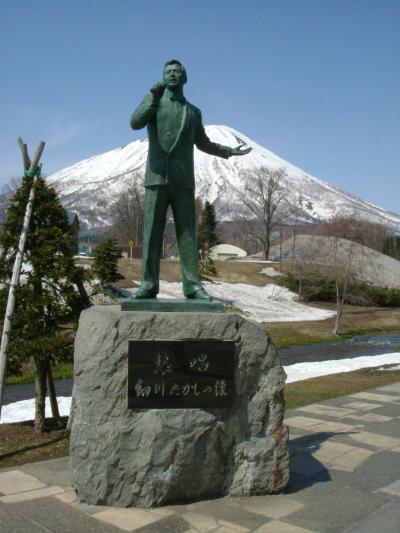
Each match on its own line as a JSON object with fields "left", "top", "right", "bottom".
{"left": 163, "top": 59, "right": 187, "bottom": 89}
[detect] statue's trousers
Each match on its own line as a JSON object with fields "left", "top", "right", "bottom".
{"left": 140, "top": 185, "right": 202, "bottom": 296}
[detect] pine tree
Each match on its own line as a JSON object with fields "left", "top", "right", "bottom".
{"left": 199, "top": 254, "right": 219, "bottom": 282}
{"left": 0, "top": 175, "right": 87, "bottom": 432}
{"left": 93, "top": 235, "right": 123, "bottom": 286}
{"left": 197, "top": 200, "right": 219, "bottom": 252}
{"left": 383, "top": 235, "right": 400, "bottom": 260}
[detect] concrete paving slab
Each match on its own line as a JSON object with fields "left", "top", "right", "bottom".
{"left": 375, "top": 383, "right": 400, "bottom": 393}
{"left": 0, "top": 501, "right": 49, "bottom": 533}
{"left": 357, "top": 419, "right": 400, "bottom": 438}
{"left": 237, "top": 494, "right": 304, "bottom": 519}
{"left": 20, "top": 456, "right": 70, "bottom": 487}
{"left": 378, "top": 478, "right": 400, "bottom": 496}
{"left": 303, "top": 440, "right": 362, "bottom": 461}
{"left": 345, "top": 412, "right": 393, "bottom": 423}
{"left": 184, "top": 500, "right": 268, "bottom": 530}
{"left": 124, "top": 513, "right": 190, "bottom": 533}
{"left": 295, "top": 404, "right": 356, "bottom": 419}
{"left": 0, "top": 470, "right": 46, "bottom": 495}
{"left": 181, "top": 510, "right": 219, "bottom": 532}
{"left": 349, "top": 431, "right": 400, "bottom": 449}
{"left": 0, "top": 485, "right": 64, "bottom": 503}
{"left": 328, "top": 447, "right": 375, "bottom": 472}
{"left": 312, "top": 464, "right": 399, "bottom": 493}
{"left": 283, "top": 472, "right": 339, "bottom": 505}
{"left": 349, "top": 391, "right": 400, "bottom": 403}
{"left": 343, "top": 499, "right": 400, "bottom": 532}
{"left": 92, "top": 507, "right": 164, "bottom": 531}
{"left": 284, "top": 486, "right": 391, "bottom": 533}
{"left": 314, "top": 420, "right": 360, "bottom": 433}
{"left": 290, "top": 454, "right": 329, "bottom": 477}
{"left": 10, "top": 496, "right": 121, "bottom": 532}
{"left": 345, "top": 401, "right": 382, "bottom": 411}
{"left": 367, "top": 403, "right": 400, "bottom": 417}
{"left": 353, "top": 451, "right": 400, "bottom": 484}
{"left": 286, "top": 416, "right": 327, "bottom": 430}
{"left": 54, "top": 487, "right": 77, "bottom": 504}
{"left": 253, "top": 520, "right": 317, "bottom": 532}
{"left": 208, "top": 526, "right": 243, "bottom": 533}
{"left": 217, "top": 519, "right": 251, "bottom": 531}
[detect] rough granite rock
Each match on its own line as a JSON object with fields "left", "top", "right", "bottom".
{"left": 69, "top": 306, "right": 289, "bottom": 508}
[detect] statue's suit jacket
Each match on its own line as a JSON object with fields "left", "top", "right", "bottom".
{"left": 131, "top": 93, "right": 232, "bottom": 189}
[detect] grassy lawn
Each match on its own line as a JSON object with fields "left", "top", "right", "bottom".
{"left": 6, "top": 361, "right": 74, "bottom": 385}
{"left": 285, "top": 365, "right": 400, "bottom": 408}
{"left": 267, "top": 304, "right": 400, "bottom": 348}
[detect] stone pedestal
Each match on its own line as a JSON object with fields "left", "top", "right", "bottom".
{"left": 69, "top": 306, "right": 289, "bottom": 508}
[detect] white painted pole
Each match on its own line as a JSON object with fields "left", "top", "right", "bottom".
{"left": 0, "top": 140, "right": 45, "bottom": 419}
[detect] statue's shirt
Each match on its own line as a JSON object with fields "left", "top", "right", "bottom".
{"left": 157, "top": 92, "right": 185, "bottom": 153}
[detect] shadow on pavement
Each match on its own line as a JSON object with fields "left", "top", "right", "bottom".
{"left": 285, "top": 430, "right": 358, "bottom": 494}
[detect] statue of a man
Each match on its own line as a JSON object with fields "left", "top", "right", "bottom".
{"left": 130, "top": 59, "right": 251, "bottom": 300}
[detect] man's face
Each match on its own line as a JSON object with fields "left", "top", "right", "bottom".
{"left": 163, "top": 63, "right": 185, "bottom": 89}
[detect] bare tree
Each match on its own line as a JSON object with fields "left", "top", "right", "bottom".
{"left": 318, "top": 216, "right": 387, "bottom": 253}
{"left": 318, "top": 217, "right": 367, "bottom": 335}
{"left": 238, "top": 167, "right": 291, "bottom": 260}
{"left": 110, "top": 173, "right": 144, "bottom": 246}
{"left": 330, "top": 236, "right": 357, "bottom": 335}
{"left": 289, "top": 194, "right": 316, "bottom": 270}
{"left": 291, "top": 235, "right": 322, "bottom": 298}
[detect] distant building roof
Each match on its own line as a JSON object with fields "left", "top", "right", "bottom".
{"left": 209, "top": 244, "right": 247, "bottom": 262}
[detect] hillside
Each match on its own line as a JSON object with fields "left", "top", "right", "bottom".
{"left": 270, "top": 234, "right": 400, "bottom": 289}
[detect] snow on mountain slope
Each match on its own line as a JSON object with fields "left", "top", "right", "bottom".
{"left": 47, "top": 125, "right": 400, "bottom": 231}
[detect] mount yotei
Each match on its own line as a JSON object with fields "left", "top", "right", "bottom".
{"left": 47, "top": 125, "right": 400, "bottom": 232}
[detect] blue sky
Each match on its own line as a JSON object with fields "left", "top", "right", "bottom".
{"left": 1, "top": 0, "right": 399, "bottom": 214}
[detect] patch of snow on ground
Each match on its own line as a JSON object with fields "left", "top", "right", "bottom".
{"left": 260, "top": 267, "right": 283, "bottom": 277}
{"left": 155, "top": 281, "right": 335, "bottom": 323}
{"left": 1, "top": 397, "right": 72, "bottom": 424}
{"left": 285, "top": 353, "right": 400, "bottom": 383}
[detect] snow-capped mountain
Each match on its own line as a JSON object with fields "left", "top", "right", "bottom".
{"left": 47, "top": 125, "right": 400, "bottom": 232}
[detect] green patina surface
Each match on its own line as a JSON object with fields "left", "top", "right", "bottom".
{"left": 121, "top": 298, "right": 225, "bottom": 313}
{"left": 125, "top": 59, "right": 251, "bottom": 306}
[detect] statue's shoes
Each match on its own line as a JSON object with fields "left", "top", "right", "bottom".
{"left": 133, "top": 287, "right": 158, "bottom": 299}
{"left": 186, "top": 288, "right": 213, "bottom": 301}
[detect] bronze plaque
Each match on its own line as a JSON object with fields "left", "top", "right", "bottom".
{"left": 128, "top": 340, "right": 234, "bottom": 408}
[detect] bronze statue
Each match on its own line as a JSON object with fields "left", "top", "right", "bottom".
{"left": 130, "top": 60, "right": 251, "bottom": 300}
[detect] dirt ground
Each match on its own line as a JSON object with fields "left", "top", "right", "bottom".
{"left": 0, "top": 418, "right": 69, "bottom": 468}
{"left": 115, "top": 257, "right": 275, "bottom": 287}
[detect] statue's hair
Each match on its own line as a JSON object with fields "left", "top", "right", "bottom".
{"left": 163, "top": 59, "right": 187, "bottom": 83}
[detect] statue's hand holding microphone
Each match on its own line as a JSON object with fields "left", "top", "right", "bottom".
{"left": 150, "top": 82, "right": 166, "bottom": 100}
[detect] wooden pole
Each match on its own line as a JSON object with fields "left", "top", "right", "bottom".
{"left": 0, "top": 139, "right": 45, "bottom": 419}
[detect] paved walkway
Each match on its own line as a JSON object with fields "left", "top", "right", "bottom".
{"left": 1, "top": 382, "right": 400, "bottom": 532}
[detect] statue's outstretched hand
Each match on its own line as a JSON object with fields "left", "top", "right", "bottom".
{"left": 231, "top": 144, "right": 252, "bottom": 156}
{"left": 150, "top": 82, "right": 165, "bottom": 99}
